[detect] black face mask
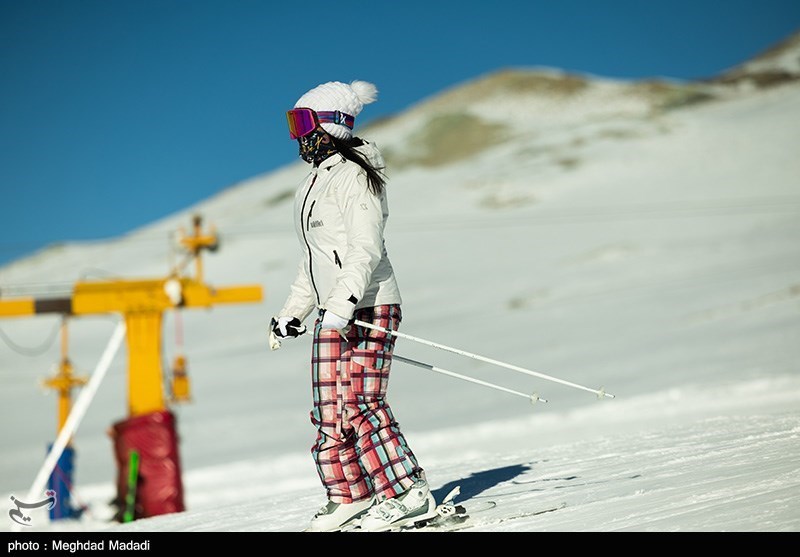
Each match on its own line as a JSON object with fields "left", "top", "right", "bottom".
{"left": 298, "top": 129, "right": 337, "bottom": 166}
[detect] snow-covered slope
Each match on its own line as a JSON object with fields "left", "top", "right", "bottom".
{"left": 2, "top": 31, "right": 799, "bottom": 532}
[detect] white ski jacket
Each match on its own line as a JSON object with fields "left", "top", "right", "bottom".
{"left": 278, "top": 141, "right": 402, "bottom": 323}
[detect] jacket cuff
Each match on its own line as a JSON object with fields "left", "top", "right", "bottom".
{"left": 323, "top": 295, "right": 358, "bottom": 321}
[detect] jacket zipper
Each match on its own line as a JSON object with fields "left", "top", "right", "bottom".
{"left": 306, "top": 200, "right": 316, "bottom": 231}
{"left": 333, "top": 249, "right": 342, "bottom": 269}
{"left": 300, "top": 175, "right": 320, "bottom": 304}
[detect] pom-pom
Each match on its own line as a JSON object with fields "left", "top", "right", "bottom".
{"left": 350, "top": 80, "right": 378, "bottom": 105}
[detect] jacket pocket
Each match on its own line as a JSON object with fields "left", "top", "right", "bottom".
{"left": 333, "top": 249, "right": 342, "bottom": 269}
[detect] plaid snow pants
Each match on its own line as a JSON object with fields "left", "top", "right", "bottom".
{"left": 310, "top": 304, "right": 423, "bottom": 504}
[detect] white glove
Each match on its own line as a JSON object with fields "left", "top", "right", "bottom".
{"left": 320, "top": 310, "right": 350, "bottom": 331}
{"left": 269, "top": 316, "right": 307, "bottom": 351}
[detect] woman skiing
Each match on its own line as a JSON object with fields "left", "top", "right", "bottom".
{"left": 269, "top": 80, "right": 436, "bottom": 532}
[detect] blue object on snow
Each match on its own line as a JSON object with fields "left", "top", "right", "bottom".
{"left": 46, "top": 443, "right": 84, "bottom": 521}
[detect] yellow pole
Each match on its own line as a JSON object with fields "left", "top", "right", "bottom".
{"left": 193, "top": 216, "right": 204, "bottom": 283}
{"left": 58, "top": 320, "right": 70, "bottom": 434}
{"left": 42, "top": 318, "right": 87, "bottom": 441}
{"left": 124, "top": 311, "right": 166, "bottom": 416}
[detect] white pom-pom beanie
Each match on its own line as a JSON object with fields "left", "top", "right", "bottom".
{"left": 294, "top": 80, "right": 378, "bottom": 139}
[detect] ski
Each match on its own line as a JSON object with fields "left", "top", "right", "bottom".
{"left": 399, "top": 485, "right": 566, "bottom": 532}
{"left": 399, "top": 485, "right": 477, "bottom": 530}
{"left": 309, "top": 485, "right": 565, "bottom": 532}
{"left": 122, "top": 450, "right": 140, "bottom": 523}
{"left": 410, "top": 500, "right": 567, "bottom": 532}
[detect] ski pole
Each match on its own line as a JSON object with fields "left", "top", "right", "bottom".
{"left": 354, "top": 320, "right": 614, "bottom": 399}
{"left": 394, "top": 354, "right": 548, "bottom": 405}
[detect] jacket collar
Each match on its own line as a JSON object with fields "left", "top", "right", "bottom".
{"left": 316, "top": 153, "right": 346, "bottom": 172}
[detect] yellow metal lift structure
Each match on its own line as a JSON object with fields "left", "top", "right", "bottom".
{"left": 42, "top": 319, "right": 88, "bottom": 437}
{"left": 0, "top": 215, "right": 263, "bottom": 520}
{"left": 0, "top": 215, "right": 263, "bottom": 417}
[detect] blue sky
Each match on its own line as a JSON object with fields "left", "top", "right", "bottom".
{"left": 1, "top": 0, "right": 799, "bottom": 267}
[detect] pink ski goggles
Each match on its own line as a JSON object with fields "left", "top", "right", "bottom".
{"left": 286, "top": 108, "right": 355, "bottom": 139}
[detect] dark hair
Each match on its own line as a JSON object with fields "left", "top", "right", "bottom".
{"left": 330, "top": 136, "right": 386, "bottom": 196}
